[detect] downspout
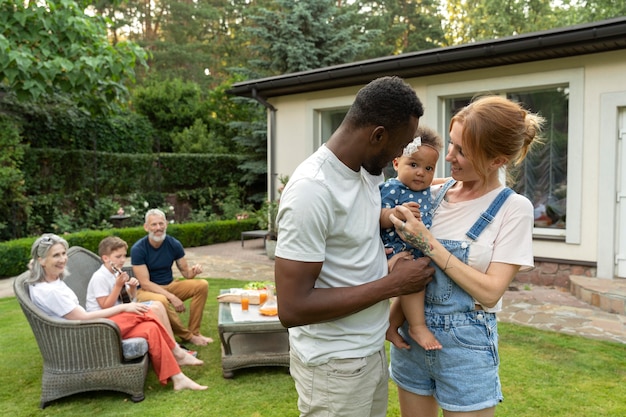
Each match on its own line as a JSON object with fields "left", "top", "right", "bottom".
{"left": 251, "top": 88, "right": 278, "bottom": 202}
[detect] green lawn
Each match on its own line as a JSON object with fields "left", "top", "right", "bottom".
{"left": 1, "top": 278, "right": 624, "bottom": 417}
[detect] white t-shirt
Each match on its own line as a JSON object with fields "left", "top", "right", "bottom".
{"left": 430, "top": 183, "right": 535, "bottom": 312}
{"left": 275, "top": 145, "right": 389, "bottom": 366}
{"left": 86, "top": 264, "right": 121, "bottom": 312}
{"left": 30, "top": 279, "right": 79, "bottom": 319}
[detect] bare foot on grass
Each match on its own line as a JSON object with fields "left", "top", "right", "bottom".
{"left": 409, "top": 324, "right": 442, "bottom": 350}
{"left": 178, "top": 353, "right": 204, "bottom": 366}
{"left": 171, "top": 373, "right": 208, "bottom": 391}
{"left": 188, "top": 334, "right": 213, "bottom": 346}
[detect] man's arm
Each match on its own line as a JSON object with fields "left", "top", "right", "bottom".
{"left": 274, "top": 255, "right": 434, "bottom": 328}
{"left": 175, "top": 257, "right": 203, "bottom": 279}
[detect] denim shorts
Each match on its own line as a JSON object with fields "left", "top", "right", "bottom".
{"left": 389, "top": 310, "right": 503, "bottom": 412}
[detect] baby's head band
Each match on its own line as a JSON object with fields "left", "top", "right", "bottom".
{"left": 403, "top": 136, "right": 421, "bottom": 157}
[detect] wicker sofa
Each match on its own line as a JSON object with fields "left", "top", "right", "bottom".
{"left": 13, "top": 246, "right": 149, "bottom": 408}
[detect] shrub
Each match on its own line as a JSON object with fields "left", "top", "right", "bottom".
{"left": 0, "top": 218, "right": 259, "bottom": 278}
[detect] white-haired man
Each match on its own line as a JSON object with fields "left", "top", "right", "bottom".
{"left": 131, "top": 209, "right": 212, "bottom": 346}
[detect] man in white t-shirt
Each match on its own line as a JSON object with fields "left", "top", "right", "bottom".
{"left": 274, "top": 76, "right": 435, "bottom": 417}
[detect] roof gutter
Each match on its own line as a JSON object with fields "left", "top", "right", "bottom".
{"left": 227, "top": 17, "right": 626, "bottom": 99}
{"left": 250, "top": 88, "right": 277, "bottom": 201}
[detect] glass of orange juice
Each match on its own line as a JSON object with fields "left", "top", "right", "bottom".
{"left": 240, "top": 292, "right": 250, "bottom": 312}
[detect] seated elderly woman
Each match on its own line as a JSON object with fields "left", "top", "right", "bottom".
{"left": 27, "top": 233, "right": 207, "bottom": 392}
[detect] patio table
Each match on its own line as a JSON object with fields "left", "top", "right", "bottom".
{"left": 217, "top": 289, "right": 290, "bottom": 378}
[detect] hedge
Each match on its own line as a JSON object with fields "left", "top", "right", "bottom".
{"left": 23, "top": 148, "right": 246, "bottom": 196}
{"left": 0, "top": 218, "right": 258, "bottom": 278}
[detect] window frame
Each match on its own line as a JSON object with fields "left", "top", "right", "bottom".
{"left": 424, "top": 69, "right": 583, "bottom": 243}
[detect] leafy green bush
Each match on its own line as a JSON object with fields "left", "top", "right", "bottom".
{"left": 8, "top": 148, "right": 252, "bottom": 240}
{"left": 0, "top": 218, "right": 259, "bottom": 278}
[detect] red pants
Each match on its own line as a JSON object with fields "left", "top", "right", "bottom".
{"left": 110, "top": 310, "right": 180, "bottom": 385}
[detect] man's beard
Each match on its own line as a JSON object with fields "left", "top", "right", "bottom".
{"left": 149, "top": 231, "right": 167, "bottom": 243}
{"left": 362, "top": 158, "right": 385, "bottom": 176}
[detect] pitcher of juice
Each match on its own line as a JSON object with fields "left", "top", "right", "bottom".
{"left": 259, "top": 284, "right": 278, "bottom": 316}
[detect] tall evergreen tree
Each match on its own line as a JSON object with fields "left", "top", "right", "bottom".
{"left": 356, "top": 0, "right": 446, "bottom": 58}
{"left": 245, "top": 0, "right": 374, "bottom": 75}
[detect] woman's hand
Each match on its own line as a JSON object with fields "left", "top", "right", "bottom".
{"left": 125, "top": 302, "right": 150, "bottom": 315}
{"left": 389, "top": 205, "right": 434, "bottom": 256}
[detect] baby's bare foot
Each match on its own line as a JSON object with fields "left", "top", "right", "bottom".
{"left": 409, "top": 325, "right": 442, "bottom": 351}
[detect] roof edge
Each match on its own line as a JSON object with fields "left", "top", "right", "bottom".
{"left": 228, "top": 17, "right": 626, "bottom": 99}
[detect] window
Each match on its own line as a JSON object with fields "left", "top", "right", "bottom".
{"left": 508, "top": 88, "right": 568, "bottom": 230}
{"left": 444, "top": 87, "right": 569, "bottom": 231}
{"left": 319, "top": 109, "right": 348, "bottom": 143}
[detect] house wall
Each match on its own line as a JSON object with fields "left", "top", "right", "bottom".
{"left": 266, "top": 50, "right": 626, "bottom": 284}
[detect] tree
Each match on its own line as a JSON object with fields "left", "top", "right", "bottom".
{"left": 442, "top": 0, "right": 626, "bottom": 45}
{"left": 0, "top": 0, "right": 147, "bottom": 116}
{"left": 356, "top": 0, "right": 446, "bottom": 58}
{"left": 0, "top": 116, "right": 28, "bottom": 240}
{"left": 91, "top": 0, "right": 257, "bottom": 89}
{"left": 443, "top": 0, "right": 557, "bottom": 44}
{"left": 245, "top": 0, "right": 375, "bottom": 75}
{"left": 132, "top": 77, "right": 203, "bottom": 152}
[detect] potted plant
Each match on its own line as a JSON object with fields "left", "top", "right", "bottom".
{"left": 256, "top": 175, "right": 289, "bottom": 259}
{"left": 255, "top": 199, "right": 278, "bottom": 258}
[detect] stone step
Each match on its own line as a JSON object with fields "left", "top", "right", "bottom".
{"left": 569, "top": 275, "right": 626, "bottom": 315}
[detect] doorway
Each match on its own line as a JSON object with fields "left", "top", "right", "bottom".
{"left": 616, "top": 108, "right": 626, "bottom": 278}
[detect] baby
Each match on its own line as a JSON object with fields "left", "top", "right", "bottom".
{"left": 380, "top": 125, "right": 443, "bottom": 350}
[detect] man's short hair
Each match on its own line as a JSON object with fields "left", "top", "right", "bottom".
{"left": 145, "top": 208, "right": 166, "bottom": 223}
{"left": 344, "top": 76, "right": 424, "bottom": 135}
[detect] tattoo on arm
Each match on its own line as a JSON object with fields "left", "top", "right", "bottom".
{"left": 401, "top": 231, "right": 433, "bottom": 256}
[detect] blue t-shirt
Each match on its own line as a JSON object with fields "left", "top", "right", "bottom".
{"left": 379, "top": 177, "right": 433, "bottom": 259}
{"left": 130, "top": 235, "right": 185, "bottom": 285}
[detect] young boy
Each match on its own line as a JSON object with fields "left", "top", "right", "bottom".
{"left": 380, "top": 125, "right": 443, "bottom": 350}
{"left": 86, "top": 236, "right": 199, "bottom": 357}
{"left": 86, "top": 236, "right": 139, "bottom": 311}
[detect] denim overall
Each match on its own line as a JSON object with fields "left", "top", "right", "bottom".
{"left": 390, "top": 179, "right": 514, "bottom": 412}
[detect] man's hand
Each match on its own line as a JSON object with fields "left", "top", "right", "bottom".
{"left": 169, "top": 295, "right": 186, "bottom": 312}
{"left": 189, "top": 264, "right": 203, "bottom": 277}
{"left": 390, "top": 256, "right": 434, "bottom": 295}
{"left": 387, "top": 250, "right": 413, "bottom": 272}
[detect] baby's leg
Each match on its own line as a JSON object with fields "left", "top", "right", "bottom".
{"left": 400, "top": 292, "right": 442, "bottom": 350}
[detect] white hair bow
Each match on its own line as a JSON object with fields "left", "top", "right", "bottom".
{"left": 403, "top": 136, "right": 421, "bottom": 157}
